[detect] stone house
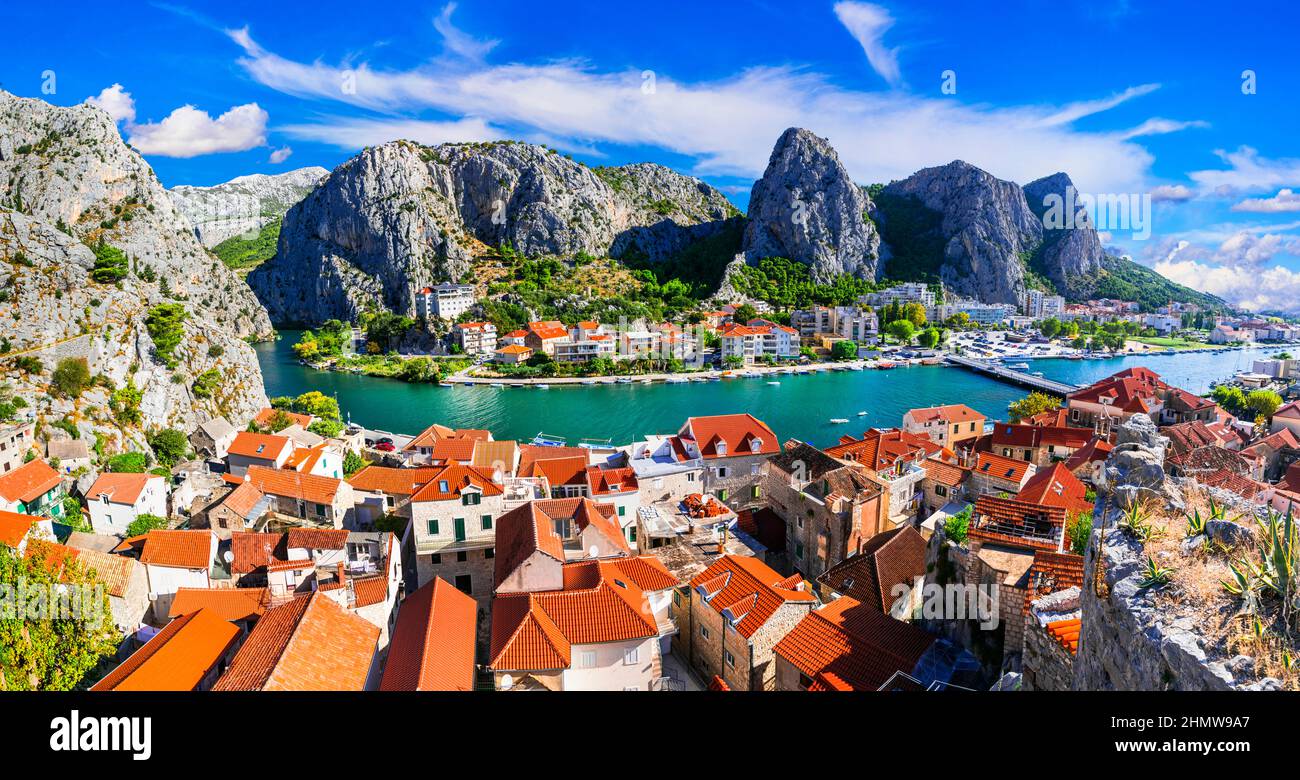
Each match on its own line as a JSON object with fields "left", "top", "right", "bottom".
{"left": 825, "top": 429, "right": 938, "bottom": 527}
{"left": 195, "top": 481, "right": 271, "bottom": 539}
{"left": 762, "top": 441, "right": 886, "bottom": 580}
{"left": 493, "top": 497, "right": 630, "bottom": 595}
{"left": 0, "top": 421, "right": 35, "bottom": 474}
{"left": 236, "top": 466, "right": 356, "bottom": 529}
{"left": 1020, "top": 551, "right": 1085, "bottom": 691}
{"left": 677, "top": 554, "right": 816, "bottom": 691}
{"left": 28, "top": 537, "right": 151, "bottom": 634}
{"left": 131, "top": 529, "right": 221, "bottom": 621}
{"left": 920, "top": 458, "right": 971, "bottom": 519}
{"left": 968, "top": 452, "right": 1037, "bottom": 497}
{"left": 816, "top": 525, "right": 928, "bottom": 614}
{"left": 902, "top": 404, "right": 985, "bottom": 449}
{"left": 989, "top": 422, "right": 1094, "bottom": 467}
{"left": 408, "top": 464, "right": 507, "bottom": 600}
{"left": 190, "top": 417, "right": 237, "bottom": 459}
{"left": 673, "top": 414, "right": 780, "bottom": 509}
{"left": 47, "top": 438, "right": 92, "bottom": 474}
{"left": 0, "top": 458, "right": 67, "bottom": 519}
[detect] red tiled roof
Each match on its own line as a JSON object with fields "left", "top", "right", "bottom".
{"left": 1023, "top": 550, "right": 1085, "bottom": 615}
{"left": 494, "top": 498, "right": 624, "bottom": 588}
{"left": 1064, "top": 437, "right": 1113, "bottom": 472}
{"left": 682, "top": 414, "right": 779, "bottom": 459}
{"left": 708, "top": 675, "right": 731, "bottom": 691}
{"left": 517, "top": 444, "right": 588, "bottom": 476}
{"left": 974, "top": 451, "right": 1033, "bottom": 484}
{"left": 214, "top": 592, "right": 379, "bottom": 691}
{"left": 410, "top": 464, "right": 503, "bottom": 502}
{"left": 242, "top": 465, "right": 343, "bottom": 505}
{"left": 1046, "top": 618, "right": 1081, "bottom": 655}
{"left": 907, "top": 404, "right": 983, "bottom": 424}
{"left": 24, "top": 538, "right": 136, "bottom": 598}
{"left": 139, "top": 530, "right": 213, "bottom": 570}
{"left": 169, "top": 587, "right": 270, "bottom": 622}
{"left": 603, "top": 555, "right": 679, "bottom": 592}
{"left": 1016, "top": 463, "right": 1093, "bottom": 515}
{"left": 287, "top": 527, "right": 349, "bottom": 550}
{"left": 430, "top": 437, "right": 478, "bottom": 464}
{"left": 230, "top": 531, "right": 284, "bottom": 574}
{"left": 0, "top": 509, "right": 37, "bottom": 547}
{"left": 1199, "top": 468, "right": 1270, "bottom": 499}
{"left": 527, "top": 320, "right": 569, "bottom": 341}
{"left": 347, "top": 465, "right": 440, "bottom": 495}
{"left": 817, "top": 526, "right": 928, "bottom": 612}
{"left": 690, "top": 555, "right": 815, "bottom": 638}
{"left": 529, "top": 456, "right": 588, "bottom": 488}
{"left": 921, "top": 458, "right": 969, "bottom": 487}
{"left": 971, "top": 496, "right": 1066, "bottom": 551}
{"left": 773, "top": 596, "right": 936, "bottom": 691}
{"left": 825, "top": 428, "right": 935, "bottom": 472}
{"left": 585, "top": 465, "right": 638, "bottom": 495}
{"left": 490, "top": 560, "right": 659, "bottom": 671}
{"left": 381, "top": 577, "right": 478, "bottom": 691}
{"left": 351, "top": 575, "right": 390, "bottom": 608}
{"left": 85, "top": 473, "right": 159, "bottom": 506}
{"left": 222, "top": 481, "right": 265, "bottom": 519}
{"left": 228, "top": 431, "right": 292, "bottom": 460}
{"left": 253, "top": 408, "right": 313, "bottom": 429}
{"left": 0, "top": 458, "right": 61, "bottom": 504}
{"left": 91, "top": 609, "right": 240, "bottom": 691}
{"left": 403, "top": 423, "right": 457, "bottom": 451}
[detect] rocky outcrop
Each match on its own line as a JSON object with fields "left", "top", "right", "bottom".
{"left": 880, "top": 161, "right": 1040, "bottom": 305}
{"left": 248, "top": 140, "right": 736, "bottom": 325}
{"left": 742, "top": 128, "right": 880, "bottom": 282}
{"left": 1023, "top": 172, "right": 1105, "bottom": 290}
{"left": 169, "top": 167, "right": 327, "bottom": 247}
{"left": 0, "top": 91, "right": 271, "bottom": 444}
{"left": 1100, "top": 414, "right": 1174, "bottom": 508}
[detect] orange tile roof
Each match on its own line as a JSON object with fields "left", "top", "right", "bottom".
{"left": 682, "top": 414, "right": 779, "bottom": 459}
{"left": 169, "top": 587, "right": 270, "bottom": 622}
{"left": 690, "top": 555, "right": 815, "bottom": 638}
{"left": 228, "top": 431, "right": 292, "bottom": 460}
{"left": 85, "top": 472, "right": 160, "bottom": 506}
{"left": 0, "top": 509, "right": 37, "bottom": 547}
{"left": 472, "top": 440, "right": 518, "bottom": 473}
{"left": 1024, "top": 550, "right": 1086, "bottom": 615}
{"left": 253, "top": 408, "right": 313, "bottom": 429}
{"left": 24, "top": 539, "right": 136, "bottom": 598}
{"left": 494, "top": 498, "right": 625, "bottom": 588}
{"left": 381, "top": 577, "right": 478, "bottom": 691}
{"left": 1046, "top": 618, "right": 1081, "bottom": 655}
{"left": 517, "top": 444, "right": 588, "bottom": 476}
{"left": 1064, "top": 437, "right": 1113, "bottom": 472}
{"left": 825, "top": 428, "right": 935, "bottom": 472}
{"left": 230, "top": 531, "right": 285, "bottom": 574}
{"left": 287, "top": 528, "right": 349, "bottom": 550}
{"left": 220, "top": 481, "right": 265, "bottom": 520}
{"left": 585, "top": 555, "right": 679, "bottom": 592}
{"left": 496, "top": 345, "right": 532, "bottom": 355}
{"left": 404, "top": 423, "right": 457, "bottom": 451}
{"left": 974, "top": 451, "right": 1033, "bottom": 484}
{"left": 921, "top": 458, "right": 969, "bottom": 488}
{"left": 214, "top": 592, "right": 379, "bottom": 691}
{"left": 530, "top": 455, "right": 589, "bottom": 488}
{"left": 708, "top": 675, "right": 731, "bottom": 691}
{"left": 430, "top": 437, "right": 478, "bottom": 463}
{"left": 527, "top": 320, "right": 569, "bottom": 341}
{"left": 971, "top": 495, "right": 1066, "bottom": 551}
{"left": 586, "top": 465, "right": 638, "bottom": 495}
{"left": 91, "top": 609, "right": 240, "bottom": 691}
{"left": 490, "top": 560, "right": 660, "bottom": 671}
{"left": 352, "top": 575, "right": 391, "bottom": 607}
{"left": 1016, "top": 463, "right": 1093, "bottom": 515}
{"left": 347, "top": 465, "right": 441, "bottom": 495}
{"left": 907, "top": 404, "right": 984, "bottom": 424}
{"left": 139, "top": 530, "right": 214, "bottom": 570}
{"left": 773, "top": 596, "right": 936, "bottom": 691}
{"left": 410, "top": 464, "right": 503, "bottom": 502}
{"left": 817, "top": 526, "right": 928, "bottom": 612}
{"left": 0, "top": 458, "right": 62, "bottom": 504}
{"left": 242, "top": 465, "right": 343, "bottom": 505}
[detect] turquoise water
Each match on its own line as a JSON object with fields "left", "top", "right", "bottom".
{"left": 255, "top": 334, "right": 1276, "bottom": 448}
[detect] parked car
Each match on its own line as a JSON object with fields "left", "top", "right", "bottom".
{"left": 374, "top": 441, "right": 396, "bottom": 452}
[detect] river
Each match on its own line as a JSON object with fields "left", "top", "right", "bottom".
{"left": 254, "top": 334, "right": 1278, "bottom": 448}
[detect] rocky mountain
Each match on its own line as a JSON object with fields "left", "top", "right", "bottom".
{"left": 1023, "top": 172, "right": 1106, "bottom": 290}
{"left": 248, "top": 139, "right": 737, "bottom": 325}
{"left": 0, "top": 90, "right": 273, "bottom": 447}
{"left": 169, "top": 166, "right": 327, "bottom": 247}
{"left": 743, "top": 128, "right": 880, "bottom": 282}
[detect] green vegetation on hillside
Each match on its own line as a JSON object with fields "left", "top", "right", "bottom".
{"left": 212, "top": 216, "right": 281, "bottom": 272}
{"left": 728, "top": 255, "right": 882, "bottom": 310}
{"left": 870, "top": 190, "right": 947, "bottom": 284}
{"left": 1066, "top": 255, "right": 1224, "bottom": 312}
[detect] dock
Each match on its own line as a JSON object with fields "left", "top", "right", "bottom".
{"left": 945, "top": 355, "right": 1082, "bottom": 396}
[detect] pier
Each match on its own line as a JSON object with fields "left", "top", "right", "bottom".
{"left": 945, "top": 355, "right": 1083, "bottom": 396}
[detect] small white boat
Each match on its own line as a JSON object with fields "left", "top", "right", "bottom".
{"left": 581, "top": 379, "right": 597, "bottom": 385}
{"left": 490, "top": 383, "right": 505, "bottom": 388}
{"left": 666, "top": 376, "right": 688, "bottom": 384}
{"left": 536, "top": 383, "right": 550, "bottom": 390}
{"left": 857, "top": 411, "right": 868, "bottom": 416}
{"left": 766, "top": 380, "right": 781, "bottom": 386}
{"left": 615, "top": 377, "right": 633, "bottom": 384}
{"left": 830, "top": 418, "right": 850, "bottom": 424}
{"left": 1007, "top": 362, "right": 1030, "bottom": 370}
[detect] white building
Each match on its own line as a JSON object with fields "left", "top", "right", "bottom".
{"left": 863, "top": 282, "right": 935, "bottom": 309}
{"left": 86, "top": 473, "right": 168, "bottom": 536}
{"left": 454, "top": 321, "right": 498, "bottom": 357}
{"left": 1143, "top": 313, "right": 1180, "bottom": 335}
{"left": 1023, "top": 290, "right": 1066, "bottom": 319}
{"left": 792, "top": 306, "right": 878, "bottom": 343}
{"left": 952, "top": 298, "right": 1017, "bottom": 326}
{"left": 719, "top": 320, "right": 798, "bottom": 364}
{"left": 416, "top": 284, "right": 476, "bottom": 320}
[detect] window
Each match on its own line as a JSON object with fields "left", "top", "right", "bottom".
{"left": 718, "top": 489, "right": 728, "bottom": 502}
{"left": 579, "top": 651, "right": 597, "bottom": 669}
{"left": 456, "top": 551, "right": 468, "bottom": 563}
{"left": 795, "top": 542, "right": 804, "bottom": 559}
{"left": 725, "top": 650, "right": 735, "bottom": 668}
{"left": 970, "top": 422, "right": 976, "bottom": 432}
{"left": 484, "top": 547, "right": 495, "bottom": 559}
{"left": 673, "top": 591, "right": 681, "bottom": 606}
{"left": 751, "top": 485, "right": 761, "bottom": 499}
{"left": 798, "top": 673, "right": 813, "bottom": 689}
{"left": 936, "top": 484, "right": 947, "bottom": 497}
{"left": 624, "top": 647, "right": 639, "bottom": 665}
{"left": 654, "top": 478, "right": 664, "bottom": 489}
{"left": 629, "top": 526, "right": 637, "bottom": 542}
{"left": 716, "top": 467, "right": 729, "bottom": 478}
{"left": 454, "top": 574, "right": 472, "bottom": 594}
{"left": 454, "top": 518, "right": 467, "bottom": 542}
{"left": 462, "top": 492, "right": 481, "bottom": 506}
{"left": 438, "top": 480, "right": 450, "bottom": 493}
{"left": 952, "top": 424, "right": 959, "bottom": 433}
{"left": 430, "top": 553, "right": 441, "bottom": 564}
{"left": 426, "top": 519, "right": 439, "bottom": 535}
{"left": 685, "top": 473, "right": 695, "bottom": 483}
{"left": 700, "top": 625, "right": 710, "bottom": 640}
{"left": 481, "top": 514, "right": 493, "bottom": 530}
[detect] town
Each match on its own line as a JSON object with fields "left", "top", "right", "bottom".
{"left": 5, "top": 350, "right": 1298, "bottom": 692}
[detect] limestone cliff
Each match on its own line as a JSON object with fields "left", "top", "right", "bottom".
{"left": 169, "top": 167, "right": 327, "bottom": 247}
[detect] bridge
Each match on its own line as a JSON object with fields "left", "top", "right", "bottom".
{"left": 945, "top": 355, "right": 1083, "bottom": 397}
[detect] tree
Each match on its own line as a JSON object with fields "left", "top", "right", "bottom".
{"left": 110, "top": 380, "right": 143, "bottom": 426}
{"left": 308, "top": 418, "right": 345, "bottom": 438}
{"left": 276, "top": 390, "right": 341, "bottom": 421}
{"left": 1066, "top": 511, "right": 1093, "bottom": 556}
{"left": 731, "top": 304, "right": 758, "bottom": 325}
{"left": 1008, "top": 391, "right": 1063, "bottom": 422}
{"left": 191, "top": 368, "right": 221, "bottom": 399}
{"left": 916, "top": 327, "right": 942, "bottom": 350}
{"left": 343, "top": 450, "right": 366, "bottom": 477}
{"left": 148, "top": 428, "right": 188, "bottom": 468}
{"left": 830, "top": 340, "right": 858, "bottom": 361}
{"left": 943, "top": 505, "right": 972, "bottom": 544}
{"left": 400, "top": 357, "right": 438, "bottom": 383}
{"left": 50, "top": 357, "right": 90, "bottom": 399}
{"left": 723, "top": 354, "right": 745, "bottom": 368}
{"left": 90, "top": 242, "right": 129, "bottom": 284}
{"left": 145, "top": 303, "right": 188, "bottom": 368}
{"left": 1039, "top": 318, "right": 1063, "bottom": 339}
{"left": 902, "top": 302, "right": 927, "bottom": 328}
{"left": 1244, "top": 389, "right": 1283, "bottom": 419}
{"left": 884, "top": 319, "right": 916, "bottom": 344}
{"left": 0, "top": 544, "right": 119, "bottom": 690}
{"left": 125, "top": 513, "right": 169, "bottom": 537}
{"left": 105, "top": 452, "right": 148, "bottom": 473}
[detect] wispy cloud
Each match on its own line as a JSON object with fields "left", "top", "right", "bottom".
{"left": 433, "top": 2, "right": 498, "bottom": 62}
{"left": 223, "top": 17, "right": 1181, "bottom": 194}
{"left": 1232, "top": 188, "right": 1300, "bottom": 213}
{"left": 1148, "top": 228, "right": 1300, "bottom": 313}
{"left": 1117, "top": 117, "right": 1208, "bottom": 140}
{"left": 833, "top": 1, "right": 902, "bottom": 87}
{"left": 1149, "top": 184, "right": 1194, "bottom": 202}
{"left": 1189, "top": 146, "right": 1300, "bottom": 195}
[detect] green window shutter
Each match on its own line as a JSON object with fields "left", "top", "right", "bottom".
{"left": 481, "top": 514, "right": 492, "bottom": 530}
{"left": 719, "top": 489, "right": 728, "bottom": 502}
{"left": 752, "top": 485, "right": 761, "bottom": 499}
{"left": 427, "top": 519, "right": 439, "bottom": 535}
{"left": 454, "top": 518, "right": 467, "bottom": 542}
{"left": 617, "top": 505, "right": 625, "bottom": 517}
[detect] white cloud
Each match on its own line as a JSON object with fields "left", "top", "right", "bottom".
{"left": 127, "top": 103, "right": 268, "bottom": 158}
{"left": 1232, "top": 188, "right": 1300, "bottom": 214}
{"left": 85, "top": 83, "right": 136, "bottom": 123}
{"left": 1189, "top": 146, "right": 1300, "bottom": 195}
{"left": 1148, "top": 230, "right": 1300, "bottom": 313}
{"left": 1036, "top": 84, "right": 1160, "bottom": 128}
{"left": 1117, "top": 117, "right": 1208, "bottom": 140}
{"left": 433, "top": 2, "right": 498, "bottom": 62}
{"left": 279, "top": 116, "right": 500, "bottom": 148}
{"left": 269, "top": 145, "right": 293, "bottom": 163}
{"left": 1149, "top": 184, "right": 1194, "bottom": 202}
{"left": 225, "top": 28, "right": 1178, "bottom": 194}
{"left": 833, "top": 1, "right": 902, "bottom": 87}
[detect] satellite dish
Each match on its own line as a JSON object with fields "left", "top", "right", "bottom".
{"left": 588, "top": 544, "right": 599, "bottom": 558}
{"left": 223, "top": 550, "right": 235, "bottom": 564}
{"left": 500, "top": 674, "right": 514, "bottom": 691}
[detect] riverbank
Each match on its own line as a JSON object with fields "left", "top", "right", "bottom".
{"left": 450, "top": 358, "right": 906, "bottom": 385}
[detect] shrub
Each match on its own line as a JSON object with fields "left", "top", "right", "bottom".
{"left": 50, "top": 357, "right": 91, "bottom": 398}
{"left": 110, "top": 381, "right": 143, "bottom": 426}
{"left": 90, "top": 242, "right": 129, "bottom": 283}
{"left": 14, "top": 355, "right": 43, "bottom": 374}
{"left": 148, "top": 428, "right": 188, "bottom": 468}
{"left": 144, "top": 303, "right": 188, "bottom": 367}
{"left": 943, "top": 506, "right": 972, "bottom": 544}
{"left": 1066, "top": 511, "right": 1093, "bottom": 555}
{"left": 105, "top": 451, "right": 148, "bottom": 473}
{"left": 125, "top": 513, "right": 168, "bottom": 537}
{"left": 191, "top": 368, "right": 221, "bottom": 399}
{"left": 308, "top": 418, "right": 345, "bottom": 438}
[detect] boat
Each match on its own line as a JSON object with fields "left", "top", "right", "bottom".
{"left": 857, "top": 411, "right": 868, "bottom": 416}
{"left": 536, "top": 383, "right": 550, "bottom": 390}
{"left": 829, "top": 418, "right": 850, "bottom": 424}
{"left": 876, "top": 362, "right": 897, "bottom": 370}
{"left": 1007, "top": 362, "right": 1030, "bottom": 371}
{"left": 665, "top": 376, "right": 688, "bottom": 384}
{"left": 490, "top": 383, "right": 505, "bottom": 388}
{"left": 463, "top": 381, "right": 474, "bottom": 387}
{"left": 1030, "top": 371, "right": 1045, "bottom": 378}
{"left": 438, "top": 381, "right": 454, "bottom": 387}
{"left": 615, "top": 377, "right": 633, "bottom": 384}
{"left": 581, "top": 379, "right": 597, "bottom": 385}
{"left": 849, "top": 363, "right": 865, "bottom": 371}
{"left": 641, "top": 378, "right": 652, "bottom": 384}
{"left": 532, "top": 432, "right": 567, "bottom": 446}
{"left": 766, "top": 380, "right": 781, "bottom": 386}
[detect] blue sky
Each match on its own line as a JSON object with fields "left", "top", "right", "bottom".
{"left": 3, "top": 0, "right": 1300, "bottom": 312}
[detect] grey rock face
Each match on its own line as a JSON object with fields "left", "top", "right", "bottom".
{"left": 1023, "top": 172, "right": 1105, "bottom": 290}
{"left": 0, "top": 90, "right": 271, "bottom": 441}
{"left": 743, "top": 128, "right": 880, "bottom": 282}
{"left": 882, "top": 161, "right": 1040, "bottom": 305}
{"left": 169, "top": 167, "right": 327, "bottom": 247}
{"left": 1103, "top": 413, "right": 1171, "bottom": 506}
{"left": 249, "top": 140, "right": 735, "bottom": 325}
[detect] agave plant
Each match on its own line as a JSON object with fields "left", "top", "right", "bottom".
{"left": 1223, "top": 557, "right": 1263, "bottom": 615}
{"left": 1137, "top": 556, "right": 1174, "bottom": 589}
{"left": 1256, "top": 508, "right": 1299, "bottom": 618}
{"left": 1120, "top": 502, "right": 1155, "bottom": 542}
{"left": 1186, "top": 496, "right": 1231, "bottom": 538}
